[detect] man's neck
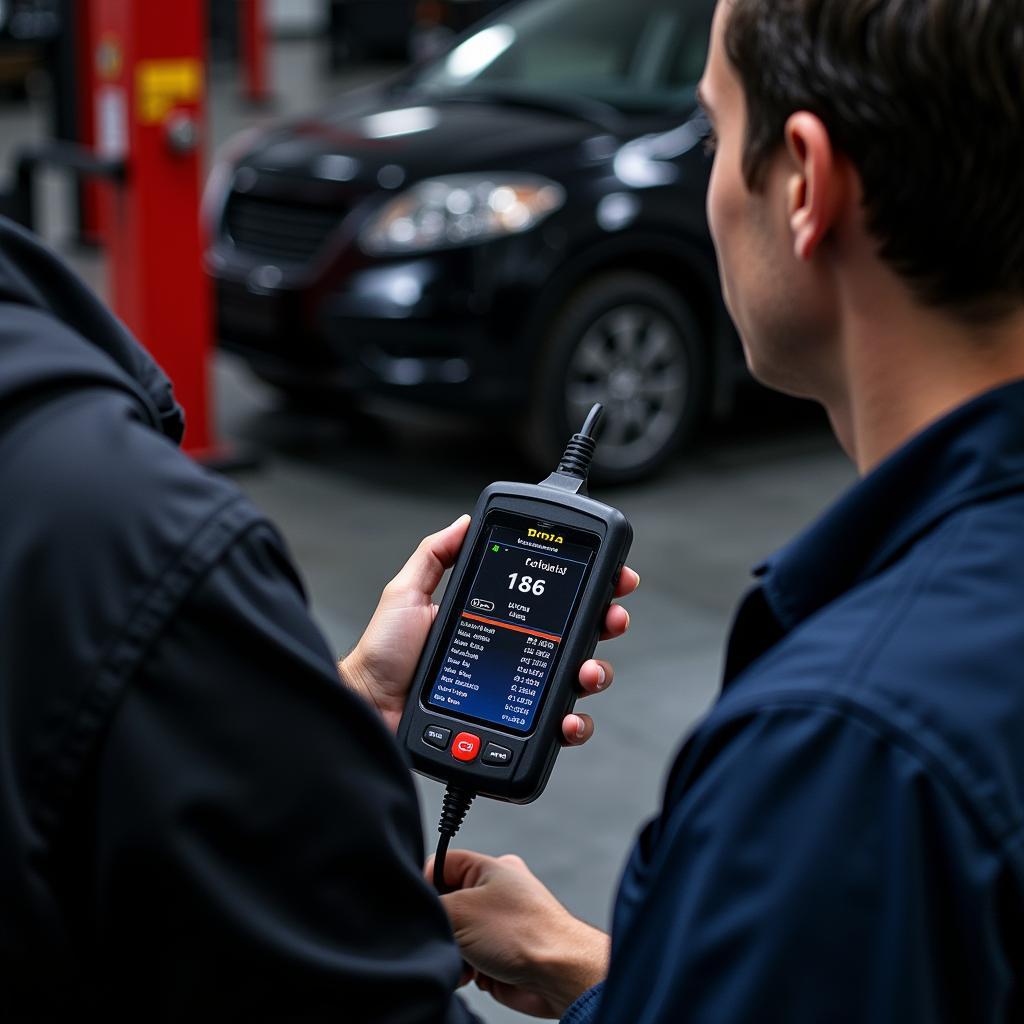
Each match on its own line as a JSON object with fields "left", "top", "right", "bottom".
{"left": 827, "top": 275, "right": 1024, "bottom": 475}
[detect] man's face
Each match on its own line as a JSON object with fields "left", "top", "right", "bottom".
{"left": 699, "top": 1, "right": 834, "bottom": 400}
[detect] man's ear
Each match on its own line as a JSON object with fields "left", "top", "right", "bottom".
{"left": 784, "top": 112, "right": 844, "bottom": 262}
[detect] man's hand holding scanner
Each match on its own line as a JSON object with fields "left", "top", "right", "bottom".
{"left": 428, "top": 850, "right": 611, "bottom": 1019}
{"left": 340, "top": 513, "right": 639, "bottom": 740}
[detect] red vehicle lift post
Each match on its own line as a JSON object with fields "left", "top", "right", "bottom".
{"left": 89, "top": 0, "right": 216, "bottom": 459}
{"left": 239, "top": 0, "right": 271, "bottom": 105}
{"left": 74, "top": 0, "right": 105, "bottom": 245}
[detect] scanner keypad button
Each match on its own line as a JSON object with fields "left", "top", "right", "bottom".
{"left": 482, "top": 742, "right": 514, "bottom": 767}
{"left": 423, "top": 725, "right": 451, "bottom": 750}
{"left": 452, "top": 732, "right": 481, "bottom": 761}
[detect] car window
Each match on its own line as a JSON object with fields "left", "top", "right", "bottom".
{"left": 413, "top": 0, "right": 716, "bottom": 113}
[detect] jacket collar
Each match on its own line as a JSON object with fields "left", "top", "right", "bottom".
{"left": 756, "top": 378, "right": 1024, "bottom": 632}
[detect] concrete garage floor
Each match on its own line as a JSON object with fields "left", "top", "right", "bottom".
{"left": 2, "top": 38, "right": 855, "bottom": 1023}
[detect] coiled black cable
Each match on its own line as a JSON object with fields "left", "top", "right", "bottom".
{"left": 556, "top": 403, "right": 604, "bottom": 479}
{"left": 433, "top": 785, "right": 476, "bottom": 894}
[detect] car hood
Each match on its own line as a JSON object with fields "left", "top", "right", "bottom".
{"left": 237, "top": 88, "right": 608, "bottom": 187}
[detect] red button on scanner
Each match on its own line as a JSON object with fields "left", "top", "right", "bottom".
{"left": 451, "top": 732, "right": 481, "bottom": 762}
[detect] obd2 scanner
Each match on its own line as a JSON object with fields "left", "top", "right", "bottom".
{"left": 396, "top": 405, "right": 633, "bottom": 891}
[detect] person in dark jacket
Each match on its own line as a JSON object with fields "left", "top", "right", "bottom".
{"left": 0, "top": 215, "right": 637, "bottom": 1020}
{"left": 438, "top": 1, "right": 1024, "bottom": 1021}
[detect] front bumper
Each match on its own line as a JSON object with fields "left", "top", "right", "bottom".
{"left": 213, "top": 243, "right": 549, "bottom": 410}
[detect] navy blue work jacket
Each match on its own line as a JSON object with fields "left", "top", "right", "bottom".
{"left": 569, "top": 381, "right": 1024, "bottom": 1023}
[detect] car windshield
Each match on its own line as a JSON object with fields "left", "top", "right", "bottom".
{"left": 411, "top": 0, "right": 715, "bottom": 116}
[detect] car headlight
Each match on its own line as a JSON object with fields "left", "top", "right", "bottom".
{"left": 359, "top": 174, "right": 566, "bottom": 256}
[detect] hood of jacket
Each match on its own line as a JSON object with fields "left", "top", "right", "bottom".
{"left": 0, "top": 216, "right": 184, "bottom": 443}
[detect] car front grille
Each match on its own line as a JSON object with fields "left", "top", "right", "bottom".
{"left": 223, "top": 193, "right": 346, "bottom": 265}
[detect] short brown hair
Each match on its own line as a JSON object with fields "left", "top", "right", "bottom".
{"left": 724, "top": 0, "right": 1024, "bottom": 321}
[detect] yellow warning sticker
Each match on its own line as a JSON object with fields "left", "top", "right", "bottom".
{"left": 136, "top": 59, "right": 203, "bottom": 124}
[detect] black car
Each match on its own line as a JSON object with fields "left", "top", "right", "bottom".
{"left": 205, "top": 0, "right": 741, "bottom": 481}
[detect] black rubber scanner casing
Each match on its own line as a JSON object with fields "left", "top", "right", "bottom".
{"left": 397, "top": 480, "right": 633, "bottom": 803}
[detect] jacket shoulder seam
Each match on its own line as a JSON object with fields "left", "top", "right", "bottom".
{"left": 702, "top": 687, "right": 1024, "bottom": 850}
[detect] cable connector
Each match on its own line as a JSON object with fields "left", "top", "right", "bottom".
{"left": 540, "top": 403, "right": 604, "bottom": 496}
{"left": 433, "top": 785, "right": 476, "bottom": 894}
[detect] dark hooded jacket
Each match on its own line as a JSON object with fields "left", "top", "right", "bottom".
{"left": 0, "top": 217, "right": 471, "bottom": 1022}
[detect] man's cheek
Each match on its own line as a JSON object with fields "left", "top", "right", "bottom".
{"left": 706, "top": 169, "right": 741, "bottom": 268}
{"left": 706, "top": 173, "right": 723, "bottom": 248}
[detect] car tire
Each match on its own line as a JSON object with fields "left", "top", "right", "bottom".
{"left": 527, "top": 271, "right": 708, "bottom": 484}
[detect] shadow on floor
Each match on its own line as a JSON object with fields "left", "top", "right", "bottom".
{"left": 227, "top": 381, "right": 838, "bottom": 503}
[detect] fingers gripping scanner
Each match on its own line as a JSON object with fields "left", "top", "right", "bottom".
{"left": 396, "top": 405, "right": 633, "bottom": 891}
